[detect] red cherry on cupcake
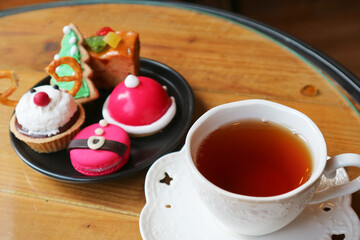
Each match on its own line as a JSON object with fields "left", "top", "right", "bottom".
{"left": 34, "top": 92, "right": 50, "bottom": 107}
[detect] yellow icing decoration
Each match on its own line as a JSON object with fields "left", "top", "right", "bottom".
{"left": 103, "top": 32, "right": 121, "bottom": 48}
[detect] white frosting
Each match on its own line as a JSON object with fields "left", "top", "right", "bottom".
{"left": 87, "top": 136, "right": 105, "bottom": 150}
{"left": 100, "top": 50, "right": 119, "bottom": 58}
{"left": 69, "top": 36, "right": 77, "bottom": 44}
{"left": 102, "top": 96, "right": 176, "bottom": 137}
{"left": 63, "top": 26, "right": 71, "bottom": 35}
{"left": 15, "top": 85, "right": 77, "bottom": 136}
{"left": 124, "top": 75, "right": 140, "bottom": 88}
{"left": 54, "top": 54, "right": 60, "bottom": 60}
{"left": 95, "top": 128, "right": 104, "bottom": 136}
{"left": 99, "top": 119, "right": 108, "bottom": 127}
{"left": 70, "top": 46, "right": 78, "bottom": 56}
{"left": 79, "top": 159, "right": 122, "bottom": 172}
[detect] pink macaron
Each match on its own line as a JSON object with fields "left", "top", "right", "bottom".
{"left": 68, "top": 119, "right": 130, "bottom": 176}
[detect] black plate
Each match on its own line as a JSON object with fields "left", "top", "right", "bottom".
{"left": 10, "top": 58, "right": 194, "bottom": 183}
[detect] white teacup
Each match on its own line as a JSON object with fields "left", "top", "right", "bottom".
{"left": 184, "top": 99, "right": 360, "bottom": 236}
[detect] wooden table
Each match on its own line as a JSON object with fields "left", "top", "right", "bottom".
{"left": 0, "top": 1, "right": 359, "bottom": 239}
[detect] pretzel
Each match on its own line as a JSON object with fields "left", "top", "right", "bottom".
{"left": 45, "top": 56, "right": 83, "bottom": 96}
{"left": 0, "top": 70, "right": 19, "bottom": 107}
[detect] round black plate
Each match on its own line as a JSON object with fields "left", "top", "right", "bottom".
{"left": 10, "top": 58, "right": 194, "bottom": 183}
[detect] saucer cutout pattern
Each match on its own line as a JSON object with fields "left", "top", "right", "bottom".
{"left": 139, "top": 151, "right": 360, "bottom": 240}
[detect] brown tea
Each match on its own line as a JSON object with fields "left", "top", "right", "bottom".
{"left": 195, "top": 119, "right": 313, "bottom": 197}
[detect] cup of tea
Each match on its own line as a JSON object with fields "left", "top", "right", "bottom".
{"left": 184, "top": 99, "right": 360, "bottom": 236}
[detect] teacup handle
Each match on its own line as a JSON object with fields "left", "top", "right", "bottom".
{"left": 311, "top": 153, "right": 360, "bottom": 204}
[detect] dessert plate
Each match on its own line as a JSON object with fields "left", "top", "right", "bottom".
{"left": 10, "top": 58, "right": 194, "bottom": 183}
{"left": 140, "top": 150, "right": 360, "bottom": 240}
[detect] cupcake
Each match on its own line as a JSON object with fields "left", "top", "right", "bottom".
{"left": 102, "top": 75, "right": 176, "bottom": 137}
{"left": 9, "top": 57, "right": 85, "bottom": 153}
{"left": 9, "top": 85, "right": 85, "bottom": 153}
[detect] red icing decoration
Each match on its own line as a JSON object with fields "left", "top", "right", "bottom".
{"left": 33, "top": 92, "right": 50, "bottom": 107}
{"left": 108, "top": 76, "right": 171, "bottom": 126}
{"left": 96, "top": 27, "right": 115, "bottom": 36}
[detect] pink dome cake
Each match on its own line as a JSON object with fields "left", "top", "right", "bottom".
{"left": 102, "top": 75, "right": 176, "bottom": 137}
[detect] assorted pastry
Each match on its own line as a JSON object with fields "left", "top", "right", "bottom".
{"left": 102, "top": 74, "right": 176, "bottom": 137}
{"left": 51, "top": 24, "right": 99, "bottom": 104}
{"left": 84, "top": 26, "right": 140, "bottom": 89}
{"left": 68, "top": 120, "right": 131, "bottom": 176}
{"left": 9, "top": 57, "right": 85, "bottom": 153}
{"left": 1, "top": 23, "right": 178, "bottom": 176}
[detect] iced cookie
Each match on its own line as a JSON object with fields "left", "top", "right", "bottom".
{"left": 68, "top": 120, "right": 131, "bottom": 176}
{"left": 102, "top": 75, "right": 176, "bottom": 137}
{"left": 51, "top": 23, "right": 99, "bottom": 103}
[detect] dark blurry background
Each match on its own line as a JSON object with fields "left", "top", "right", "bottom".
{"left": 1, "top": 0, "right": 360, "bottom": 79}
{"left": 176, "top": 0, "right": 360, "bottom": 80}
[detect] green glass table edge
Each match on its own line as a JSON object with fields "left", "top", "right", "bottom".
{"left": 1, "top": 0, "right": 359, "bottom": 117}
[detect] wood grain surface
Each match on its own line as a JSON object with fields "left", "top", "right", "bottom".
{"left": 0, "top": 2, "right": 359, "bottom": 239}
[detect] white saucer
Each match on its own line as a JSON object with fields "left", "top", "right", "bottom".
{"left": 139, "top": 150, "right": 360, "bottom": 240}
